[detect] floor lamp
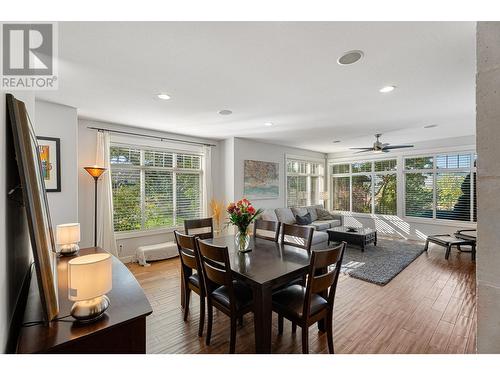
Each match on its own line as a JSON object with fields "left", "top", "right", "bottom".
{"left": 84, "top": 166, "right": 107, "bottom": 247}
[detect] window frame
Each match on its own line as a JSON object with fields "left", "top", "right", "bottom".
{"left": 329, "top": 158, "right": 398, "bottom": 215}
{"left": 327, "top": 148, "right": 477, "bottom": 227}
{"left": 285, "top": 156, "right": 325, "bottom": 207}
{"left": 403, "top": 152, "right": 476, "bottom": 223}
{"left": 110, "top": 142, "right": 204, "bottom": 237}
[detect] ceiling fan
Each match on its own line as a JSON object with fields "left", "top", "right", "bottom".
{"left": 349, "top": 134, "right": 414, "bottom": 153}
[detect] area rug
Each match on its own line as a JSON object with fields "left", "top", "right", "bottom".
{"left": 340, "top": 238, "right": 426, "bottom": 285}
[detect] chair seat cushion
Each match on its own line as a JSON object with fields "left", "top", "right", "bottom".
{"left": 211, "top": 280, "right": 253, "bottom": 310}
{"left": 188, "top": 273, "right": 200, "bottom": 288}
{"left": 272, "top": 284, "right": 328, "bottom": 319}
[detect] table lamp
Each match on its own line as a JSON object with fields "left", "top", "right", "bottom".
{"left": 68, "top": 253, "right": 112, "bottom": 322}
{"left": 83, "top": 166, "right": 107, "bottom": 247}
{"left": 56, "top": 223, "right": 81, "bottom": 256}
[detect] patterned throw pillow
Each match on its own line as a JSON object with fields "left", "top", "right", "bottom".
{"left": 316, "top": 208, "right": 335, "bottom": 220}
{"left": 295, "top": 212, "right": 312, "bottom": 225}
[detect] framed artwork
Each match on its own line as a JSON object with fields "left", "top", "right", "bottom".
{"left": 36, "top": 136, "right": 61, "bottom": 192}
{"left": 243, "top": 160, "right": 279, "bottom": 199}
{"left": 7, "top": 94, "right": 59, "bottom": 322}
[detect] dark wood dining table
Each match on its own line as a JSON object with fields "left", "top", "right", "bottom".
{"left": 205, "top": 235, "right": 318, "bottom": 354}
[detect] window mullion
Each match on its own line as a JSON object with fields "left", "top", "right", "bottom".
{"left": 140, "top": 151, "right": 146, "bottom": 230}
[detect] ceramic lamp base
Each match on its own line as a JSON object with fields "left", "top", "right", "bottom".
{"left": 71, "top": 295, "right": 110, "bottom": 323}
{"left": 60, "top": 243, "right": 80, "bottom": 256}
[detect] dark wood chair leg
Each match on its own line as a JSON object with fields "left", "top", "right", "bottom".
{"left": 206, "top": 303, "right": 213, "bottom": 345}
{"left": 301, "top": 326, "right": 309, "bottom": 354}
{"left": 445, "top": 245, "right": 452, "bottom": 260}
{"left": 326, "top": 312, "right": 334, "bottom": 354}
{"left": 198, "top": 295, "right": 205, "bottom": 337}
{"left": 424, "top": 240, "right": 429, "bottom": 252}
{"left": 183, "top": 288, "right": 191, "bottom": 321}
{"left": 292, "top": 322, "right": 297, "bottom": 333}
{"left": 230, "top": 316, "right": 237, "bottom": 354}
{"left": 278, "top": 314, "right": 284, "bottom": 335}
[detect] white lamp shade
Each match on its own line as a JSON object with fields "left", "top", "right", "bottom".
{"left": 68, "top": 253, "right": 112, "bottom": 301}
{"left": 320, "top": 191, "right": 329, "bottom": 200}
{"left": 56, "top": 223, "right": 81, "bottom": 245}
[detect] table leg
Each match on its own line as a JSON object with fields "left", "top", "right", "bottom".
{"left": 374, "top": 232, "right": 377, "bottom": 246}
{"left": 252, "top": 284, "right": 273, "bottom": 354}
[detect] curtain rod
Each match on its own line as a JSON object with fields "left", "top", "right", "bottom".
{"left": 87, "top": 126, "right": 217, "bottom": 147}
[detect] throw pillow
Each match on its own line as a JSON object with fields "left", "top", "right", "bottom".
{"left": 316, "top": 208, "right": 335, "bottom": 220}
{"left": 295, "top": 212, "right": 312, "bottom": 225}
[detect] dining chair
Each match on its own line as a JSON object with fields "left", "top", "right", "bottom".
{"left": 272, "top": 241, "right": 346, "bottom": 354}
{"left": 184, "top": 217, "right": 214, "bottom": 239}
{"left": 174, "top": 230, "right": 206, "bottom": 337}
{"left": 280, "top": 223, "right": 314, "bottom": 251}
{"left": 196, "top": 238, "right": 253, "bottom": 353}
{"left": 253, "top": 219, "right": 280, "bottom": 242}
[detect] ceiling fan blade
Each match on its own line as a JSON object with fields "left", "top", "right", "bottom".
{"left": 382, "top": 145, "right": 414, "bottom": 150}
{"left": 349, "top": 147, "right": 374, "bottom": 150}
{"left": 355, "top": 149, "right": 375, "bottom": 153}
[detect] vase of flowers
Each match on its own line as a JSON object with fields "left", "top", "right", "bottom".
{"left": 227, "top": 199, "right": 263, "bottom": 252}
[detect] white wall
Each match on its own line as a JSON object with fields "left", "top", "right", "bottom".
{"left": 230, "top": 137, "right": 326, "bottom": 210}
{"left": 476, "top": 21, "right": 500, "bottom": 353}
{"left": 1, "top": 91, "right": 35, "bottom": 353}
{"left": 328, "top": 135, "right": 477, "bottom": 240}
{"left": 34, "top": 100, "right": 79, "bottom": 228}
{"left": 78, "top": 119, "right": 223, "bottom": 262}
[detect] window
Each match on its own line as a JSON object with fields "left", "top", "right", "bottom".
{"left": 404, "top": 153, "right": 476, "bottom": 222}
{"left": 110, "top": 145, "right": 203, "bottom": 232}
{"left": 286, "top": 159, "right": 325, "bottom": 207}
{"left": 330, "top": 159, "right": 397, "bottom": 215}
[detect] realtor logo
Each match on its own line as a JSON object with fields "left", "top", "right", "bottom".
{"left": 1, "top": 22, "right": 58, "bottom": 90}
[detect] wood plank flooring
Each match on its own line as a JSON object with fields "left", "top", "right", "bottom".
{"left": 128, "top": 242, "right": 476, "bottom": 354}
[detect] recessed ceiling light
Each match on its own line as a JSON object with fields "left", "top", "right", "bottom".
{"left": 424, "top": 124, "right": 438, "bottom": 129}
{"left": 333, "top": 140, "right": 341, "bottom": 143}
{"left": 379, "top": 85, "right": 396, "bottom": 93}
{"left": 157, "top": 93, "right": 171, "bottom": 100}
{"left": 264, "top": 122, "right": 273, "bottom": 127}
{"left": 218, "top": 109, "right": 233, "bottom": 115}
{"left": 337, "top": 50, "right": 364, "bottom": 66}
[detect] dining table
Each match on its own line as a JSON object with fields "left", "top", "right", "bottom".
{"left": 204, "top": 235, "right": 324, "bottom": 354}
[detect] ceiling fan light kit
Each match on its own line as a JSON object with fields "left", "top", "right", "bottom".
{"left": 349, "top": 134, "right": 414, "bottom": 153}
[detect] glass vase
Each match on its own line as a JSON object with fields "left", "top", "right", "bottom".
{"left": 234, "top": 230, "right": 251, "bottom": 252}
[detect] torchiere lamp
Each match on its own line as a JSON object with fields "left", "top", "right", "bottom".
{"left": 84, "top": 166, "right": 107, "bottom": 247}
{"left": 320, "top": 191, "right": 329, "bottom": 209}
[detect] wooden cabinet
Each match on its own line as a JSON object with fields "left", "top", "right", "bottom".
{"left": 17, "top": 248, "right": 152, "bottom": 354}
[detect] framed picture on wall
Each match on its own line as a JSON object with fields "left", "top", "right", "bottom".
{"left": 36, "top": 136, "right": 61, "bottom": 192}
{"left": 243, "top": 159, "right": 279, "bottom": 199}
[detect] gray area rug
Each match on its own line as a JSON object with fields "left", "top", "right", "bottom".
{"left": 340, "top": 238, "right": 426, "bottom": 285}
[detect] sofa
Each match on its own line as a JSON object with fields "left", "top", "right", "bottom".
{"left": 260, "top": 205, "right": 343, "bottom": 249}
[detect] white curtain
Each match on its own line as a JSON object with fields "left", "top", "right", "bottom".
{"left": 95, "top": 131, "right": 118, "bottom": 256}
{"left": 202, "top": 145, "right": 213, "bottom": 216}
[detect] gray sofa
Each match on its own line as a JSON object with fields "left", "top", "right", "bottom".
{"left": 260, "top": 205, "right": 343, "bottom": 249}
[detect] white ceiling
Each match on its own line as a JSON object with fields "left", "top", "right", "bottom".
{"left": 37, "top": 22, "right": 476, "bottom": 153}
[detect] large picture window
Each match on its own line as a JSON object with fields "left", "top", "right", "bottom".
{"left": 330, "top": 159, "right": 397, "bottom": 215}
{"left": 110, "top": 145, "right": 203, "bottom": 232}
{"left": 404, "top": 153, "right": 476, "bottom": 222}
{"left": 286, "top": 159, "right": 324, "bottom": 207}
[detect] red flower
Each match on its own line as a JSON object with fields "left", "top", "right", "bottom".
{"left": 248, "top": 206, "right": 255, "bottom": 215}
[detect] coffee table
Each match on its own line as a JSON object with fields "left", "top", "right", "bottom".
{"left": 327, "top": 226, "right": 377, "bottom": 252}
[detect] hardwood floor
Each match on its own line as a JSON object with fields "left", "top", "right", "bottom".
{"left": 128, "top": 242, "right": 476, "bottom": 354}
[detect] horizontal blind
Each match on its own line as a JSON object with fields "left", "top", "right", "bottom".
{"left": 287, "top": 175, "right": 307, "bottom": 207}
{"left": 111, "top": 168, "right": 141, "bottom": 231}
{"left": 436, "top": 172, "right": 471, "bottom": 221}
{"left": 405, "top": 172, "right": 433, "bottom": 218}
{"left": 144, "top": 170, "right": 174, "bottom": 229}
{"left": 110, "top": 145, "right": 203, "bottom": 232}
{"left": 176, "top": 173, "right": 202, "bottom": 224}
{"left": 331, "top": 176, "right": 350, "bottom": 211}
{"left": 374, "top": 173, "right": 397, "bottom": 215}
{"left": 352, "top": 175, "right": 372, "bottom": 213}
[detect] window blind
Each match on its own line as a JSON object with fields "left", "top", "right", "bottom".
{"left": 110, "top": 145, "right": 203, "bottom": 232}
